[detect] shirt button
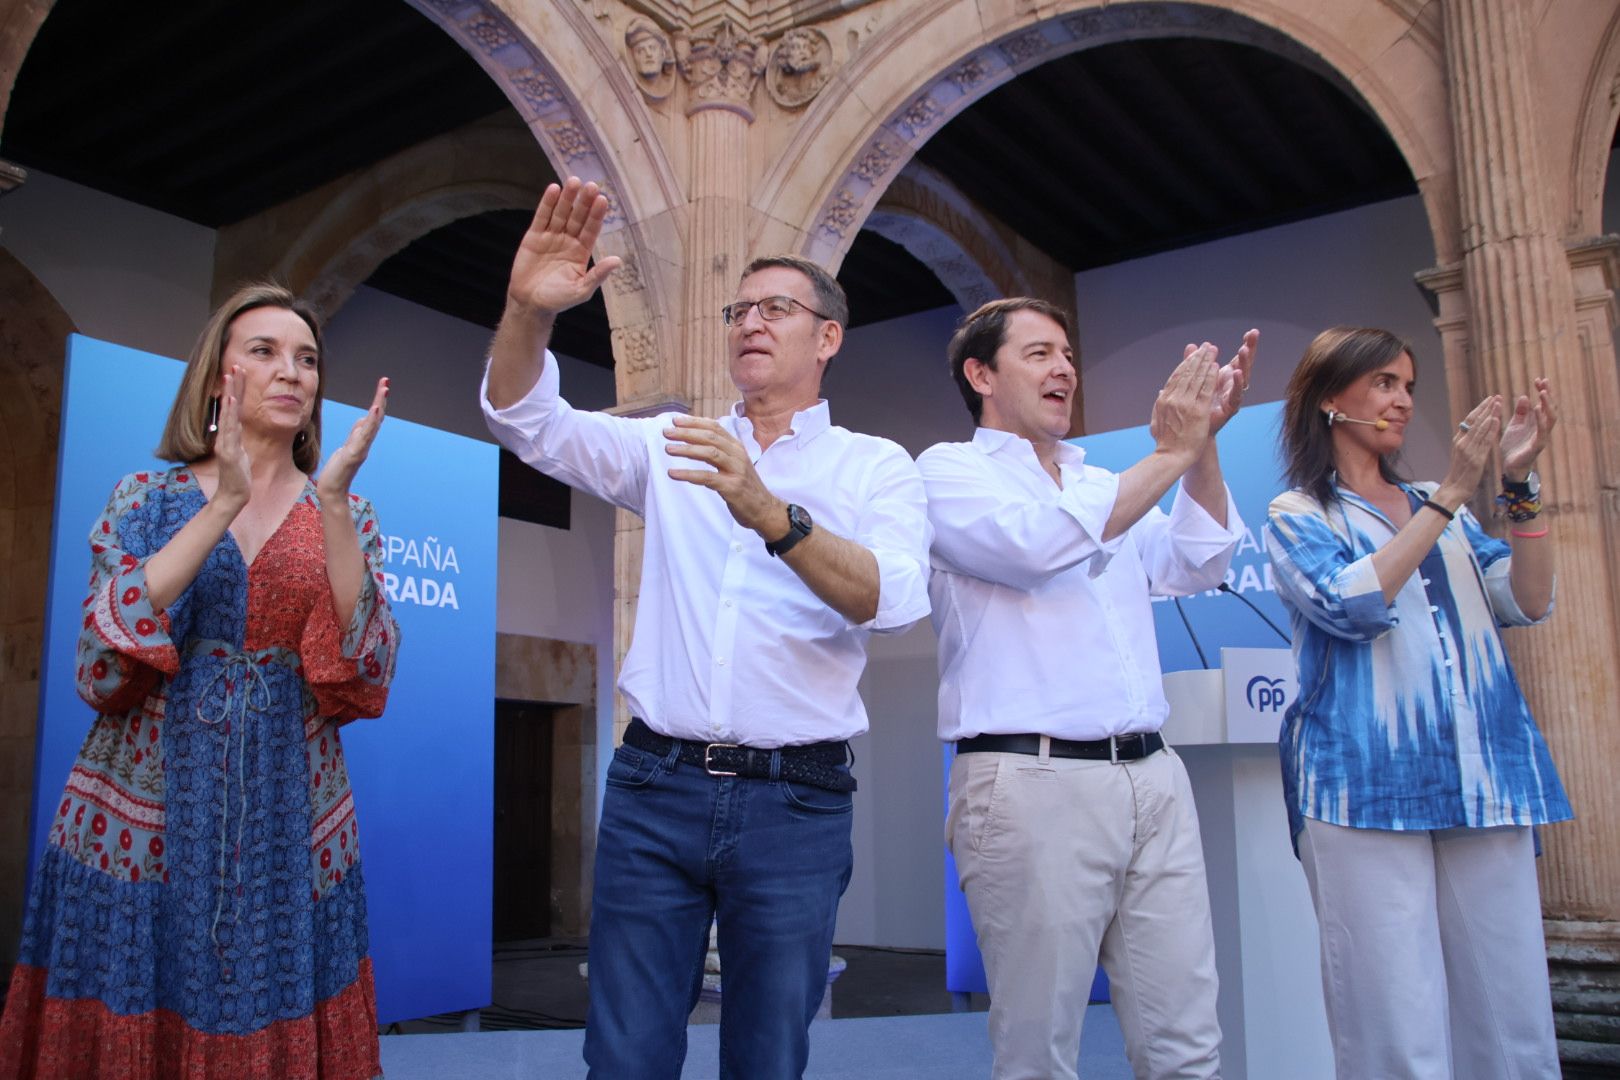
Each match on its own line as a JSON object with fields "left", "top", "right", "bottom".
{"left": 1444, "top": 657, "right": 1454, "bottom": 667}
{"left": 1422, "top": 578, "right": 1432, "bottom": 587}
{"left": 716, "top": 656, "right": 727, "bottom": 666}
{"left": 723, "top": 599, "right": 733, "bottom": 608}
{"left": 733, "top": 543, "right": 743, "bottom": 553}
{"left": 1429, "top": 606, "right": 1439, "bottom": 613}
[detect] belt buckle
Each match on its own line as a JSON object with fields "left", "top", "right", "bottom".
{"left": 703, "top": 743, "right": 740, "bottom": 777}
{"left": 1110, "top": 734, "right": 1144, "bottom": 763}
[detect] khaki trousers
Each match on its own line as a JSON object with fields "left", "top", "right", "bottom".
{"left": 947, "top": 743, "right": 1222, "bottom": 1080}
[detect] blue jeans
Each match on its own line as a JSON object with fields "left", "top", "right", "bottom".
{"left": 583, "top": 740, "right": 854, "bottom": 1079}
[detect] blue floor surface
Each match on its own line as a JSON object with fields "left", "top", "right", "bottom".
{"left": 380, "top": 1005, "right": 1132, "bottom": 1079}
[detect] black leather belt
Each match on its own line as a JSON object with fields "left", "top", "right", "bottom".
{"left": 956, "top": 730, "right": 1165, "bottom": 763}
{"left": 623, "top": 718, "right": 856, "bottom": 793}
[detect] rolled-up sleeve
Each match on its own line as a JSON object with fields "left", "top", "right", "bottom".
{"left": 1135, "top": 483, "right": 1243, "bottom": 596}
{"left": 480, "top": 351, "right": 653, "bottom": 513}
{"left": 1456, "top": 502, "right": 1553, "bottom": 628}
{"left": 1265, "top": 492, "right": 1396, "bottom": 642}
{"left": 857, "top": 443, "right": 932, "bottom": 633}
{"left": 919, "top": 446, "right": 1127, "bottom": 591}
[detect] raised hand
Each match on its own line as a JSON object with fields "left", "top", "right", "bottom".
{"left": 1500, "top": 377, "right": 1555, "bottom": 481}
{"left": 1149, "top": 344, "right": 1219, "bottom": 461}
{"left": 1435, "top": 395, "right": 1502, "bottom": 506}
{"left": 212, "top": 366, "right": 252, "bottom": 513}
{"left": 317, "top": 377, "right": 389, "bottom": 503}
{"left": 1209, "top": 329, "right": 1258, "bottom": 436}
{"left": 508, "top": 177, "right": 622, "bottom": 316}
{"left": 664, "top": 416, "right": 782, "bottom": 534}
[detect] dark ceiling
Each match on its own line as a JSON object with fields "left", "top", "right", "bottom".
{"left": 2, "top": 1, "right": 1416, "bottom": 369}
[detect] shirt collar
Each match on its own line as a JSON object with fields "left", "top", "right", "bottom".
{"left": 971, "top": 426, "right": 1086, "bottom": 470}
{"left": 729, "top": 398, "right": 832, "bottom": 448}
{"left": 1331, "top": 476, "right": 1422, "bottom": 528}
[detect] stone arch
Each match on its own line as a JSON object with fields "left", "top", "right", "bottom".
{"left": 1567, "top": 7, "right": 1620, "bottom": 238}
{"left": 863, "top": 162, "right": 1089, "bottom": 428}
{"left": 754, "top": 0, "right": 1453, "bottom": 272}
{"left": 0, "top": 0, "right": 681, "bottom": 235}
{"left": 0, "top": 247, "right": 74, "bottom": 969}
{"left": 0, "top": 0, "right": 683, "bottom": 382}
{"left": 867, "top": 165, "right": 1029, "bottom": 312}
{"left": 213, "top": 118, "right": 555, "bottom": 318}
{"left": 0, "top": 0, "right": 57, "bottom": 136}
{"left": 410, "top": 0, "right": 681, "bottom": 221}
{"left": 408, "top": 0, "right": 684, "bottom": 379}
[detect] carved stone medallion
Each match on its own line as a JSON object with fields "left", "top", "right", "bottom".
{"left": 625, "top": 18, "right": 676, "bottom": 101}
{"left": 766, "top": 27, "right": 832, "bottom": 109}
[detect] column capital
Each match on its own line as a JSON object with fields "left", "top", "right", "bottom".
{"left": 0, "top": 159, "right": 25, "bottom": 197}
{"left": 1564, "top": 236, "right": 1620, "bottom": 331}
{"left": 1414, "top": 261, "right": 1465, "bottom": 306}
{"left": 677, "top": 18, "right": 766, "bottom": 120}
{"left": 1566, "top": 235, "right": 1620, "bottom": 293}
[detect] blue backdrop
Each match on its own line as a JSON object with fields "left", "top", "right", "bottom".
{"left": 943, "top": 402, "right": 1290, "bottom": 997}
{"left": 32, "top": 334, "right": 497, "bottom": 1024}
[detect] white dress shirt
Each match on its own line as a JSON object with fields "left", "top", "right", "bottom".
{"left": 918, "top": 428, "right": 1241, "bottom": 742}
{"left": 482, "top": 353, "right": 931, "bottom": 747}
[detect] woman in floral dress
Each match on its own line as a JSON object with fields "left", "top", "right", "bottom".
{"left": 1, "top": 282, "right": 398, "bottom": 1079}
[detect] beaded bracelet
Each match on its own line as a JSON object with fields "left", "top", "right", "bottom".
{"left": 1495, "top": 477, "right": 1541, "bottom": 523}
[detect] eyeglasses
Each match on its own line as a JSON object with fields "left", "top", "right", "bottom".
{"left": 720, "top": 295, "right": 831, "bottom": 326}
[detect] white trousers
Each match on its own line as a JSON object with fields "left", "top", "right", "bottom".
{"left": 948, "top": 744, "right": 1222, "bottom": 1080}
{"left": 1298, "top": 819, "right": 1560, "bottom": 1080}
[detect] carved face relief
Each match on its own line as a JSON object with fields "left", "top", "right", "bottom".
{"left": 625, "top": 20, "right": 675, "bottom": 100}
{"left": 779, "top": 30, "right": 817, "bottom": 74}
{"left": 767, "top": 27, "right": 832, "bottom": 109}
{"left": 632, "top": 36, "right": 665, "bottom": 77}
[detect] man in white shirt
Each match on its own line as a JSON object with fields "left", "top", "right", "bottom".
{"left": 919, "top": 298, "right": 1256, "bottom": 1080}
{"left": 481, "top": 177, "right": 931, "bottom": 1079}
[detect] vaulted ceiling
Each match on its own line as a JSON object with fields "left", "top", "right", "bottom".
{"left": 2, "top": 0, "right": 1417, "bottom": 368}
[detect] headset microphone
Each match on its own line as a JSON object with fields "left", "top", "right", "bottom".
{"left": 1327, "top": 411, "right": 1388, "bottom": 431}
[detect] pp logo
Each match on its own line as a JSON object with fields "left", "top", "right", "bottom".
{"left": 1245, "top": 676, "right": 1288, "bottom": 713}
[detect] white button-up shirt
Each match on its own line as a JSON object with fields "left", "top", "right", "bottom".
{"left": 483, "top": 354, "right": 931, "bottom": 746}
{"left": 918, "top": 428, "right": 1242, "bottom": 742}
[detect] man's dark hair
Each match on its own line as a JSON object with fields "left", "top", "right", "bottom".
{"left": 947, "top": 298, "right": 1071, "bottom": 423}
{"left": 739, "top": 254, "right": 849, "bottom": 328}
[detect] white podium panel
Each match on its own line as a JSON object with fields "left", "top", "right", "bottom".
{"left": 1164, "top": 651, "right": 1334, "bottom": 1080}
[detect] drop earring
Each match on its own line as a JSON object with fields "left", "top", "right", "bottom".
{"left": 207, "top": 396, "right": 220, "bottom": 433}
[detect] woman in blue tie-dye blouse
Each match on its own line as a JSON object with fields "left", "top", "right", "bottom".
{"left": 1264, "top": 327, "right": 1568, "bottom": 1080}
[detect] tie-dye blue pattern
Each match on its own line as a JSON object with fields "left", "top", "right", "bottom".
{"left": 1264, "top": 483, "right": 1571, "bottom": 843}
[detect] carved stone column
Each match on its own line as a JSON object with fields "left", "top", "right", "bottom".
{"left": 603, "top": 18, "right": 765, "bottom": 738}
{"left": 678, "top": 18, "right": 764, "bottom": 420}
{"left": 1442, "top": 1, "right": 1620, "bottom": 1071}
{"left": 1411, "top": 264, "right": 1470, "bottom": 445}
{"left": 604, "top": 392, "right": 692, "bottom": 739}
{"left": 1545, "top": 236, "right": 1620, "bottom": 1076}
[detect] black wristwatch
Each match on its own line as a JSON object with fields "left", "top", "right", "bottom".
{"left": 1502, "top": 470, "right": 1540, "bottom": 499}
{"left": 765, "top": 503, "right": 813, "bottom": 558}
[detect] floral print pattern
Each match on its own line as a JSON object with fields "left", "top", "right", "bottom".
{"left": 1, "top": 468, "right": 398, "bottom": 1080}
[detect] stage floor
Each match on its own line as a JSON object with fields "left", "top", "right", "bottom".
{"left": 380, "top": 1005, "right": 1132, "bottom": 1079}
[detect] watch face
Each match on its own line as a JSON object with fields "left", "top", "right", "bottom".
{"left": 789, "top": 504, "right": 813, "bottom": 532}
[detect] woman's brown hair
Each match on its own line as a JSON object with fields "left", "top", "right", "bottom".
{"left": 1281, "top": 326, "right": 1412, "bottom": 506}
{"left": 154, "top": 282, "right": 325, "bottom": 474}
